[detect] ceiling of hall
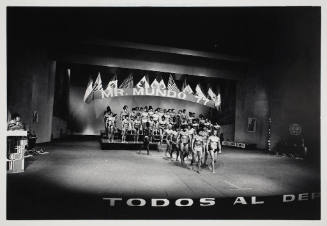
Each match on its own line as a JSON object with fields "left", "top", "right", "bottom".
{"left": 7, "top": 7, "right": 320, "bottom": 62}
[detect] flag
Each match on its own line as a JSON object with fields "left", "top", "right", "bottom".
{"left": 215, "top": 92, "right": 222, "bottom": 110}
{"left": 167, "top": 74, "right": 180, "bottom": 92}
{"left": 105, "top": 74, "right": 118, "bottom": 90}
{"left": 83, "top": 79, "right": 93, "bottom": 102}
{"left": 151, "top": 78, "right": 160, "bottom": 89}
{"left": 159, "top": 79, "right": 166, "bottom": 89}
{"left": 93, "top": 73, "right": 103, "bottom": 92}
{"left": 182, "top": 79, "right": 193, "bottom": 94}
{"left": 136, "top": 75, "right": 150, "bottom": 89}
{"left": 195, "top": 84, "right": 207, "bottom": 99}
{"left": 119, "top": 74, "right": 134, "bottom": 88}
{"left": 207, "top": 87, "right": 217, "bottom": 100}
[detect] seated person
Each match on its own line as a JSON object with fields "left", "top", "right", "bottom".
{"left": 25, "top": 131, "right": 48, "bottom": 155}
{"left": 276, "top": 134, "right": 307, "bottom": 158}
{"left": 8, "top": 113, "right": 25, "bottom": 131}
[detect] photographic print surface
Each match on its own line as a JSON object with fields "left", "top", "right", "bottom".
{"left": 6, "top": 6, "right": 321, "bottom": 220}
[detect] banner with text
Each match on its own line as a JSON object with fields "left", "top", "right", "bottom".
{"left": 84, "top": 88, "right": 216, "bottom": 108}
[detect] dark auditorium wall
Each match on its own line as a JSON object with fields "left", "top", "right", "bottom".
{"left": 7, "top": 42, "right": 56, "bottom": 143}
{"left": 234, "top": 65, "right": 270, "bottom": 149}
{"left": 234, "top": 8, "right": 320, "bottom": 154}
{"left": 266, "top": 53, "right": 320, "bottom": 156}
{"left": 269, "top": 9, "right": 320, "bottom": 157}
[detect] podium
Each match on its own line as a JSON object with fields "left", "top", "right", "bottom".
{"left": 7, "top": 130, "right": 28, "bottom": 173}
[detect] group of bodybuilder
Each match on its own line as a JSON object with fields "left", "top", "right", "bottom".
{"left": 103, "top": 105, "right": 222, "bottom": 173}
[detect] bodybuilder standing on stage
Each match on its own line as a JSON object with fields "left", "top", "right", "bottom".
{"left": 159, "top": 115, "right": 167, "bottom": 144}
{"left": 207, "top": 130, "right": 221, "bottom": 173}
{"left": 164, "top": 124, "right": 174, "bottom": 157}
{"left": 200, "top": 126, "right": 209, "bottom": 166}
{"left": 133, "top": 115, "right": 142, "bottom": 142}
{"left": 192, "top": 129, "right": 204, "bottom": 173}
{"left": 104, "top": 106, "right": 116, "bottom": 142}
{"left": 120, "top": 105, "right": 129, "bottom": 121}
{"left": 179, "top": 125, "right": 191, "bottom": 167}
{"left": 213, "top": 122, "right": 222, "bottom": 154}
{"left": 170, "top": 127, "right": 180, "bottom": 161}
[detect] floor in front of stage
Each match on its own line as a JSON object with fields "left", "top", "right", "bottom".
{"left": 7, "top": 140, "right": 320, "bottom": 219}
{"left": 8, "top": 140, "right": 320, "bottom": 198}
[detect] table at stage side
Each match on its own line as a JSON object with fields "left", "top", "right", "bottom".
{"left": 7, "top": 130, "right": 28, "bottom": 173}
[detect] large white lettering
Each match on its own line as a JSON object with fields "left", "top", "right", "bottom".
{"left": 175, "top": 198, "right": 193, "bottom": 207}
{"left": 177, "top": 92, "right": 186, "bottom": 100}
{"left": 167, "top": 90, "right": 177, "bottom": 98}
{"left": 151, "top": 199, "right": 170, "bottom": 207}
{"left": 156, "top": 89, "right": 167, "bottom": 96}
{"left": 200, "top": 198, "right": 215, "bottom": 207}
{"left": 102, "top": 89, "right": 114, "bottom": 98}
{"left": 93, "top": 88, "right": 216, "bottom": 109}
{"left": 133, "top": 88, "right": 144, "bottom": 95}
{"left": 115, "top": 89, "right": 124, "bottom": 96}
{"left": 126, "top": 198, "right": 146, "bottom": 207}
{"left": 145, "top": 88, "right": 155, "bottom": 96}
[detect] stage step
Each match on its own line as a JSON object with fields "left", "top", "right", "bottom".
{"left": 100, "top": 139, "right": 168, "bottom": 151}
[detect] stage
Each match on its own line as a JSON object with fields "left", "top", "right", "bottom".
{"left": 7, "top": 140, "right": 320, "bottom": 219}
{"left": 100, "top": 138, "right": 165, "bottom": 150}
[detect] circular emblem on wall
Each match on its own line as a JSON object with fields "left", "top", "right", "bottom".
{"left": 289, "top": 123, "right": 302, "bottom": 136}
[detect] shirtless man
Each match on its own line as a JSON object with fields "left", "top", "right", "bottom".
{"left": 187, "top": 124, "right": 195, "bottom": 165}
{"left": 199, "top": 114, "right": 205, "bottom": 129}
{"left": 130, "top": 108, "right": 137, "bottom": 119}
{"left": 148, "top": 106, "right": 154, "bottom": 118}
{"left": 187, "top": 112, "right": 195, "bottom": 125}
{"left": 164, "top": 124, "right": 174, "bottom": 157}
{"left": 121, "top": 115, "right": 130, "bottom": 143}
{"left": 157, "top": 108, "right": 164, "bottom": 119}
{"left": 103, "top": 106, "right": 113, "bottom": 139}
{"left": 159, "top": 115, "right": 167, "bottom": 144}
{"left": 141, "top": 107, "right": 148, "bottom": 129}
{"left": 204, "top": 118, "right": 212, "bottom": 131}
{"left": 212, "top": 122, "right": 222, "bottom": 154}
{"left": 164, "top": 109, "right": 171, "bottom": 122}
{"left": 120, "top": 105, "right": 129, "bottom": 121}
{"left": 170, "top": 128, "right": 180, "bottom": 161}
{"left": 206, "top": 130, "right": 221, "bottom": 173}
{"left": 199, "top": 126, "right": 209, "bottom": 166}
{"left": 181, "top": 118, "right": 188, "bottom": 129}
{"left": 133, "top": 115, "right": 142, "bottom": 142}
{"left": 192, "top": 129, "right": 204, "bottom": 173}
{"left": 180, "top": 109, "right": 187, "bottom": 122}
{"left": 178, "top": 126, "right": 191, "bottom": 167}
{"left": 192, "top": 118, "right": 200, "bottom": 131}
{"left": 127, "top": 115, "right": 134, "bottom": 138}
{"left": 152, "top": 115, "right": 160, "bottom": 142}
{"left": 106, "top": 112, "right": 116, "bottom": 142}
{"left": 148, "top": 116, "right": 154, "bottom": 134}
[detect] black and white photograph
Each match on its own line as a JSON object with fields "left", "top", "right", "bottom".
{"left": 3, "top": 2, "right": 326, "bottom": 223}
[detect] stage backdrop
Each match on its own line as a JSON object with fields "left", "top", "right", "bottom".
{"left": 69, "top": 85, "right": 212, "bottom": 135}
{"left": 67, "top": 64, "right": 235, "bottom": 135}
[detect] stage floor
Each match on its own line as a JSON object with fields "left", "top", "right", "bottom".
{"left": 7, "top": 140, "right": 320, "bottom": 219}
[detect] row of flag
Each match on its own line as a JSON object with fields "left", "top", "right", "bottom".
{"left": 84, "top": 73, "right": 221, "bottom": 109}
